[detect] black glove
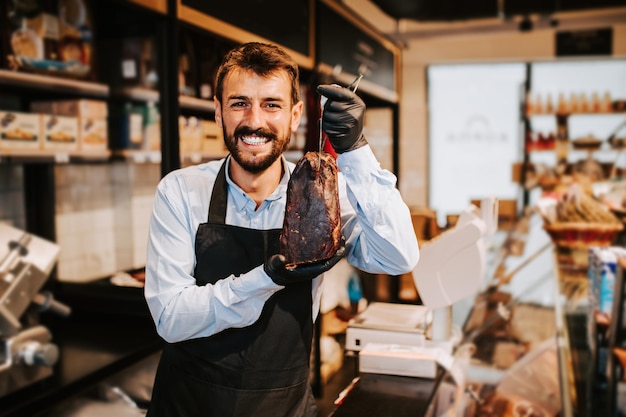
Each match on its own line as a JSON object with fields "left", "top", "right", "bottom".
{"left": 317, "top": 84, "right": 368, "bottom": 154}
{"left": 264, "top": 246, "right": 346, "bottom": 286}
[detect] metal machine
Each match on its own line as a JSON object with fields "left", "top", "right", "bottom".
{"left": 0, "top": 223, "right": 70, "bottom": 396}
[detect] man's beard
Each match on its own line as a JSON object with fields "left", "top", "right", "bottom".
{"left": 224, "top": 125, "right": 290, "bottom": 174}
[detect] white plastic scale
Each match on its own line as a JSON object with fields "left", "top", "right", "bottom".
{"left": 346, "top": 198, "right": 498, "bottom": 378}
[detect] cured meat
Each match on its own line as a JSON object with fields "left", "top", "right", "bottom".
{"left": 280, "top": 151, "right": 341, "bottom": 268}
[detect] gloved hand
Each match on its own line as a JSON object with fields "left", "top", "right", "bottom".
{"left": 317, "top": 84, "right": 368, "bottom": 153}
{"left": 264, "top": 245, "right": 346, "bottom": 286}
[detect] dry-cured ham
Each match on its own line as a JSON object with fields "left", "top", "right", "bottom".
{"left": 280, "top": 151, "right": 341, "bottom": 268}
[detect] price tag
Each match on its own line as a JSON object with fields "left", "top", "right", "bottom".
{"left": 133, "top": 152, "right": 147, "bottom": 164}
{"left": 122, "top": 59, "right": 137, "bottom": 79}
{"left": 149, "top": 152, "right": 161, "bottom": 164}
{"left": 54, "top": 152, "right": 70, "bottom": 163}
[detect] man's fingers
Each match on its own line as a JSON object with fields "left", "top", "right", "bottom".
{"left": 317, "top": 84, "right": 355, "bottom": 102}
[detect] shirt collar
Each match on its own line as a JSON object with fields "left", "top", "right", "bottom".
{"left": 224, "top": 156, "right": 290, "bottom": 211}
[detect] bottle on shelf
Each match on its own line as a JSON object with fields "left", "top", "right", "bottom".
{"left": 534, "top": 92, "right": 544, "bottom": 114}
{"left": 592, "top": 92, "right": 602, "bottom": 113}
{"left": 580, "top": 92, "right": 590, "bottom": 113}
{"left": 557, "top": 92, "right": 569, "bottom": 115}
{"left": 545, "top": 93, "right": 554, "bottom": 114}
{"left": 602, "top": 91, "right": 613, "bottom": 113}
{"left": 525, "top": 92, "right": 535, "bottom": 116}
{"left": 569, "top": 92, "right": 579, "bottom": 113}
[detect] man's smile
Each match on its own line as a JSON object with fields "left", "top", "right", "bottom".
{"left": 241, "top": 135, "right": 271, "bottom": 146}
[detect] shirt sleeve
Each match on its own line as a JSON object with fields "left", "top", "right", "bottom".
{"left": 144, "top": 173, "right": 282, "bottom": 343}
{"left": 336, "top": 145, "right": 420, "bottom": 275}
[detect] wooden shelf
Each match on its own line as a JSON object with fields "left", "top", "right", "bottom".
{"left": 527, "top": 111, "right": 626, "bottom": 118}
{"left": 112, "top": 149, "right": 232, "bottom": 165}
{"left": 113, "top": 87, "right": 216, "bottom": 112}
{"left": 0, "top": 149, "right": 111, "bottom": 164}
{"left": 0, "top": 70, "right": 109, "bottom": 98}
{"left": 128, "top": 0, "right": 167, "bottom": 14}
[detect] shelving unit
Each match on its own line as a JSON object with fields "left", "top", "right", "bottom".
{"left": 0, "top": 70, "right": 110, "bottom": 97}
{"left": 0, "top": 0, "right": 405, "bottom": 413}
{"left": 515, "top": 60, "right": 626, "bottom": 417}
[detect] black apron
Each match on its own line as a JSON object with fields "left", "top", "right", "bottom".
{"left": 147, "top": 161, "right": 316, "bottom": 417}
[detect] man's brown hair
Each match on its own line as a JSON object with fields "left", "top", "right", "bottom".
{"left": 214, "top": 42, "right": 301, "bottom": 106}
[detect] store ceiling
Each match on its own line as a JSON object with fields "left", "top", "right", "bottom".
{"left": 346, "top": 0, "right": 626, "bottom": 43}
{"left": 368, "top": 0, "right": 626, "bottom": 22}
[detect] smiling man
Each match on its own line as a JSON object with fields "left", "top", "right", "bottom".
{"left": 144, "top": 42, "right": 419, "bottom": 417}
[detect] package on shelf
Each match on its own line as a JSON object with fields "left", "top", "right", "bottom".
{"left": 108, "top": 102, "right": 144, "bottom": 150}
{"left": 589, "top": 247, "right": 626, "bottom": 321}
{"left": 78, "top": 117, "right": 108, "bottom": 152}
{"left": 0, "top": 111, "right": 41, "bottom": 150}
{"left": 31, "top": 99, "right": 108, "bottom": 119}
{"left": 31, "top": 100, "right": 108, "bottom": 152}
{"left": 4, "top": 2, "right": 95, "bottom": 79}
{"left": 127, "top": 112, "right": 144, "bottom": 149}
{"left": 200, "top": 119, "right": 227, "bottom": 156}
{"left": 41, "top": 114, "right": 79, "bottom": 151}
{"left": 139, "top": 101, "right": 160, "bottom": 151}
{"left": 179, "top": 116, "right": 202, "bottom": 154}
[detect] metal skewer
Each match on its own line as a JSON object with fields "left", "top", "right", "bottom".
{"left": 347, "top": 73, "right": 364, "bottom": 93}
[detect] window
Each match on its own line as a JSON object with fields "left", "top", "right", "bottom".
{"left": 427, "top": 63, "right": 527, "bottom": 225}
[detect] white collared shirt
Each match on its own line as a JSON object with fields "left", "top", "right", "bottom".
{"left": 145, "top": 145, "right": 419, "bottom": 343}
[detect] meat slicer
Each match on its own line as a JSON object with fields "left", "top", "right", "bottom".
{"left": 0, "top": 223, "right": 70, "bottom": 396}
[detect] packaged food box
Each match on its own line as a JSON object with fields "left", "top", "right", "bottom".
{"left": 109, "top": 102, "right": 144, "bottom": 150}
{"left": 589, "top": 246, "right": 626, "bottom": 320}
{"left": 180, "top": 116, "right": 202, "bottom": 154}
{"left": 200, "top": 119, "right": 227, "bottom": 156}
{"left": 0, "top": 111, "right": 41, "bottom": 150}
{"left": 78, "top": 117, "right": 108, "bottom": 152}
{"left": 41, "top": 115, "right": 78, "bottom": 151}
{"left": 31, "top": 99, "right": 108, "bottom": 118}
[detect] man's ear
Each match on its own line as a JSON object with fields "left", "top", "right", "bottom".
{"left": 214, "top": 97, "right": 223, "bottom": 128}
{"left": 291, "top": 100, "right": 304, "bottom": 133}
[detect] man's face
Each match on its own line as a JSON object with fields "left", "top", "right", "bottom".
{"left": 215, "top": 68, "right": 303, "bottom": 174}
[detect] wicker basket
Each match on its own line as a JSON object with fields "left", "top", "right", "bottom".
{"left": 543, "top": 222, "right": 624, "bottom": 249}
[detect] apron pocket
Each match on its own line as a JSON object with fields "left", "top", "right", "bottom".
{"left": 184, "top": 370, "right": 312, "bottom": 417}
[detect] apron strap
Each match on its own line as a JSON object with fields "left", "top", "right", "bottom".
{"left": 208, "top": 160, "right": 228, "bottom": 225}
{"left": 208, "top": 156, "right": 293, "bottom": 225}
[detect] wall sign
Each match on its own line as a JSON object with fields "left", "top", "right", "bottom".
{"left": 317, "top": 1, "right": 397, "bottom": 101}
{"left": 556, "top": 28, "right": 613, "bottom": 57}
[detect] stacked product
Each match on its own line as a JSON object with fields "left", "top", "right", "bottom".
{"left": 587, "top": 246, "right": 626, "bottom": 413}
{"left": 31, "top": 99, "right": 108, "bottom": 153}
{"left": 608, "top": 259, "right": 626, "bottom": 416}
{"left": 0, "top": 99, "right": 108, "bottom": 153}
{"left": 3, "top": 0, "right": 95, "bottom": 79}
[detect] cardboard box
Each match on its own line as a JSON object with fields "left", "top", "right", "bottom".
{"left": 78, "top": 117, "right": 108, "bottom": 152}
{"left": 359, "top": 343, "right": 440, "bottom": 378}
{"left": 200, "top": 119, "right": 227, "bottom": 156}
{"left": 179, "top": 116, "right": 202, "bottom": 154}
{"left": 345, "top": 302, "right": 430, "bottom": 351}
{"left": 31, "top": 100, "right": 108, "bottom": 119}
{"left": 0, "top": 111, "right": 41, "bottom": 150}
{"left": 41, "top": 115, "right": 78, "bottom": 151}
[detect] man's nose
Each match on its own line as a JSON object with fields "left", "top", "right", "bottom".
{"left": 245, "top": 105, "right": 264, "bottom": 128}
